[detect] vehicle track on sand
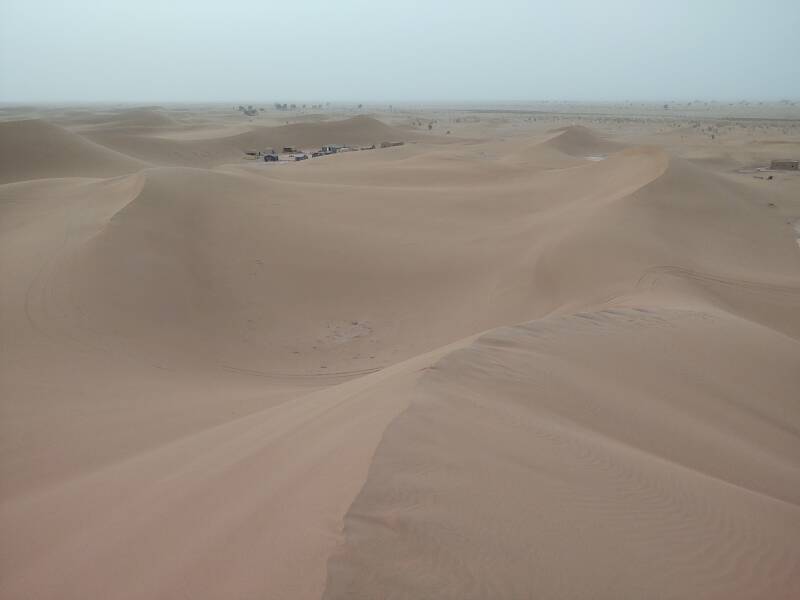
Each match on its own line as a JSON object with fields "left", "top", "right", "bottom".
{"left": 221, "top": 364, "right": 383, "bottom": 381}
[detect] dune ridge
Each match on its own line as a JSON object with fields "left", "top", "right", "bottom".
{"left": 323, "top": 307, "right": 800, "bottom": 599}
{"left": 544, "top": 124, "right": 626, "bottom": 157}
{"left": 0, "top": 119, "right": 147, "bottom": 183}
{"left": 81, "top": 115, "right": 419, "bottom": 167}
{"left": 0, "top": 338, "right": 474, "bottom": 600}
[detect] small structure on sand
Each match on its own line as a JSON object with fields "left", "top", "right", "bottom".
{"left": 245, "top": 150, "right": 275, "bottom": 160}
{"left": 263, "top": 152, "right": 279, "bottom": 162}
{"left": 380, "top": 141, "right": 404, "bottom": 148}
{"left": 283, "top": 146, "right": 297, "bottom": 153}
{"left": 770, "top": 159, "right": 799, "bottom": 171}
{"left": 321, "top": 144, "right": 343, "bottom": 154}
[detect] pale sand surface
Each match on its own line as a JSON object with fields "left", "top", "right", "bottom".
{"left": 1, "top": 103, "right": 799, "bottom": 599}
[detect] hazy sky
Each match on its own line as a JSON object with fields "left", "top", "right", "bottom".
{"left": 1, "top": 0, "right": 798, "bottom": 103}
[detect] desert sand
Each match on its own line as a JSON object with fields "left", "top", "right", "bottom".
{"left": 1, "top": 103, "right": 799, "bottom": 599}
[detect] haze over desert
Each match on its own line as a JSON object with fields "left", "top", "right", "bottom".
{"left": 1, "top": 1, "right": 800, "bottom": 599}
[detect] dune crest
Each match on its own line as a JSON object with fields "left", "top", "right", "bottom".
{"left": 323, "top": 307, "right": 800, "bottom": 599}
{"left": 80, "top": 115, "right": 418, "bottom": 168}
{"left": 544, "top": 124, "right": 626, "bottom": 157}
{"left": 0, "top": 119, "right": 147, "bottom": 183}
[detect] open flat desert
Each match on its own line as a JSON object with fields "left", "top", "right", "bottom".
{"left": 1, "top": 102, "right": 800, "bottom": 599}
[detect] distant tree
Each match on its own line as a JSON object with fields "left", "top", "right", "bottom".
{"left": 290, "top": 103, "right": 297, "bottom": 110}
{"left": 302, "top": 104, "right": 307, "bottom": 109}
{"left": 428, "top": 122, "right": 433, "bottom": 131}
{"left": 358, "top": 103, "right": 363, "bottom": 109}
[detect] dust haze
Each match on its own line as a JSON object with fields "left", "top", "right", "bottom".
{"left": 2, "top": 0, "right": 799, "bottom": 103}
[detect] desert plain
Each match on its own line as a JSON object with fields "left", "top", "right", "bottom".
{"left": 1, "top": 101, "right": 799, "bottom": 599}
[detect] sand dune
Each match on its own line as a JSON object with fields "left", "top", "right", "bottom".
{"left": 324, "top": 307, "right": 800, "bottom": 599}
{"left": 543, "top": 124, "right": 625, "bottom": 157}
{"left": 71, "top": 108, "right": 181, "bottom": 130}
{"left": 80, "top": 115, "right": 417, "bottom": 167}
{"left": 35, "top": 141, "right": 675, "bottom": 374}
{"left": 107, "top": 108, "right": 179, "bottom": 127}
{"left": 0, "top": 119, "right": 146, "bottom": 183}
{"left": 1, "top": 109, "right": 799, "bottom": 599}
{"left": 232, "top": 114, "right": 416, "bottom": 149}
{"left": 0, "top": 343, "right": 458, "bottom": 600}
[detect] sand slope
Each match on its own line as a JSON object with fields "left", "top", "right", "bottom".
{"left": 324, "top": 308, "right": 800, "bottom": 599}
{"left": 232, "top": 114, "right": 414, "bottom": 149}
{"left": 1, "top": 111, "right": 799, "bottom": 599}
{"left": 544, "top": 124, "right": 625, "bottom": 157}
{"left": 80, "top": 115, "right": 418, "bottom": 167}
{"left": 0, "top": 344, "right": 459, "bottom": 600}
{"left": 31, "top": 143, "right": 676, "bottom": 374}
{"left": 0, "top": 120, "right": 147, "bottom": 183}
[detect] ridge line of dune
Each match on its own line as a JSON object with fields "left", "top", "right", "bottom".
{"left": 0, "top": 328, "right": 480, "bottom": 599}
{"left": 0, "top": 119, "right": 150, "bottom": 183}
{"left": 321, "top": 305, "right": 800, "bottom": 599}
{"left": 341, "top": 305, "right": 800, "bottom": 512}
{"left": 3, "top": 329, "right": 480, "bottom": 508}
